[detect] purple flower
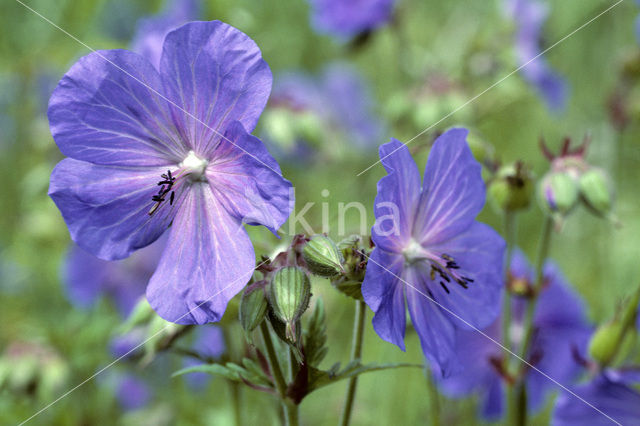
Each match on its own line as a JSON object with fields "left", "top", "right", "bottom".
{"left": 64, "top": 238, "right": 163, "bottom": 317}
{"left": 437, "top": 250, "right": 591, "bottom": 419}
{"left": 181, "top": 326, "right": 226, "bottom": 389}
{"left": 552, "top": 370, "right": 640, "bottom": 425}
{"left": 130, "top": 0, "right": 200, "bottom": 69}
{"left": 267, "top": 63, "right": 385, "bottom": 156}
{"left": 362, "top": 128, "right": 505, "bottom": 375}
{"left": 48, "top": 21, "right": 293, "bottom": 325}
{"left": 307, "top": 0, "right": 395, "bottom": 39}
{"left": 506, "top": 0, "right": 568, "bottom": 112}
{"left": 109, "top": 327, "right": 147, "bottom": 359}
{"left": 116, "top": 374, "right": 152, "bottom": 411}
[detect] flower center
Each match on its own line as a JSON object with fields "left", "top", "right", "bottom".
{"left": 147, "top": 151, "right": 209, "bottom": 216}
{"left": 402, "top": 238, "right": 474, "bottom": 295}
{"left": 180, "top": 150, "right": 208, "bottom": 181}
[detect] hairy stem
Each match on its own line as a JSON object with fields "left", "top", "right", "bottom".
{"left": 502, "top": 211, "right": 517, "bottom": 424}
{"left": 339, "top": 299, "right": 367, "bottom": 426}
{"left": 260, "top": 322, "right": 298, "bottom": 426}
{"left": 513, "top": 216, "right": 554, "bottom": 425}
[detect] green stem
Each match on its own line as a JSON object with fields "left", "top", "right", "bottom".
{"left": 229, "top": 381, "right": 241, "bottom": 426}
{"left": 339, "top": 299, "right": 367, "bottom": 426}
{"left": 513, "top": 216, "right": 554, "bottom": 425}
{"left": 260, "top": 322, "right": 298, "bottom": 426}
{"left": 426, "top": 367, "right": 440, "bottom": 426}
{"left": 502, "top": 211, "right": 517, "bottom": 424}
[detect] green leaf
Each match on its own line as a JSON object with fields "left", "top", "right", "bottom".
{"left": 172, "top": 361, "right": 275, "bottom": 390}
{"left": 240, "top": 358, "right": 273, "bottom": 387}
{"left": 307, "top": 361, "right": 423, "bottom": 393}
{"left": 330, "top": 278, "right": 363, "bottom": 300}
{"left": 304, "top": 298, "right": 328, "bottom": 367}
{"left": 172, "top": 363, "right": 240, "bottom": 382}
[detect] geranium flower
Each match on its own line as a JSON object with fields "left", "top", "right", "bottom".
{"left": 64, "top": 238, "right": 163, "bottom": 316}
{"left": 307, "top": 0, "right": 395, "bottom": 39}
{"left": 506, "top": 0, "right": 568, "bottom": 112}
{"left": 362, "top": 128, "right": 505, "bottom": 375}
{"left": 552, "top": 370, "right": 640, "bottom": 425}
{"left": 437, "top": 250, "right": 591, "bottom": 419}
{"left": 130, "top": 0, "right": 200, "bottom": 69}
{"left": 265, "top": 63, "right": 385, "bottom": 159}
{"left": 116, "top": 374, "right": 152, "bottom": 411}
{"left": 181, "top": 326, "right": 226, "bottom": 389}
{"left": 48, "top": 21, "right": 292, "bottom": 325}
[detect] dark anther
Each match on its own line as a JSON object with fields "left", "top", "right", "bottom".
{"left": 440, "top": 281, "right": 450, "bottom": 294}
{"left": 149, "top": 170, "right": 177, "bottom": 216}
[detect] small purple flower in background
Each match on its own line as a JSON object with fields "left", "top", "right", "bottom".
{"left": 552, "top": 370, "right": 640, "bottom": 425}
{"left": 307, "top": 0, "right": 395, "bottom": 39}
{"left": 64, "top": 238, "right": 163, "bottom": 317}
{"left": 48, "top": 21, "right": 293, "bottom": 325}
{"left": 130, "top": 0, "right": 200, "bottom": 69}
{"left": 362, "top": 128, "right": 505, "bottom": 375}
{"left": 506, "top": 0, "right": 568, "bottom": 112}
{"left": 437, "top": 250, "right": 591, "bottom": 419}
{"left": 181, "top": 326, "right": 226, "bottom": 389}
{"left": 265, "top": 63, "right": 385, "bottom": 158}
{"left": 116, "top": 374, "right": 152, "bottom": 411}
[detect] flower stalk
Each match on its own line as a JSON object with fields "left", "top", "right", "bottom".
{"left": 502, "top": 210, "right": 518, "bottom": 425}
{"left": 339, "top": 299, "right": 367, "bottom": 426}
{"left": 260, "top": 322, "right": 298, "bottom": 426}
{"left": 512, "top": 216, "right": 554, "bottom": 425}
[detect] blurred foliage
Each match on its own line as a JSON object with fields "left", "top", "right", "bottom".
{"left": 1, "top": 0, "right": 640, "bottom": 424}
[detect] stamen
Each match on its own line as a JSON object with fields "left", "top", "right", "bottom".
{"left": 149, "top": 169, "right": 177, "bottom": 216}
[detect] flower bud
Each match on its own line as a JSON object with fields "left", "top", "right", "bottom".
{"left": 269, "top": 267, "right": 311, "bottom": 342}
{"left": 579, "top": 168, "right": 613, "bottom": 217}
{"left": 466, "top": 132, "right": 496, "bottom": 169}
{"left": 589, "top": 288, "right": 640, "bottom": 366}
{"left": 488, "top": 163, "right": 534, "bottom": 212}
{"left": 538, "top": 171, "right": 579, "bottom": 215}
{"left": 239, "top": 281, "right": 268, "bottom": 338}
{"left": 262, "top": 108, "right": 297, "bottom": 150}
{"left": 303, "top": 235, "right": 344, "bottom": 277}
{"left": 588, "top": 322, "right": 624, "bottom": 366}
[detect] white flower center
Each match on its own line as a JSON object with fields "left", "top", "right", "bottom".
{"left": 180, "top": 150, "right": 208, "bottom": 181}
{"left": 403, "top": 238, "right": 427, "bottom": 264}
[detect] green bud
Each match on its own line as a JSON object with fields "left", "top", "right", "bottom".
{"left": 589, "top": 288, "right": 640, "bottom": 367}
{"left": 269, "top": 267, "right": 311, "bottom": 342}
{"left": 9, "top": 356, "right": 39, "bottom": 392}
{"left": 588, "top": 322, "right": 625, "bottom": 366}
{"left": 488, "top": 163, "right": 534, "bottom": 212}
{"left": 239, "top": 282, "right": 268, "bottom": 338}
{"left": 579, "top": 168, "right": 613, "bottom": 217}
{"left": 538, "top": 171, "right": 579, "bottom": 215}
{"left": 466, "top": 131, "right": 495, "bottom": 168}
{"left": 303, "top": 235, "right": 345, "bottom": 277}
{"left": 296, "top": 111, "right": 324, "bottom": 146}
{"left": 262, "top": 108, "right": 297, "bottom": 150}
{"left": 38, "top": 357, "right": 68, "bottom": 400}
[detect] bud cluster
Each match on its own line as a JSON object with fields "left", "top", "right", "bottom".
{"left": 537, "top": 137, "right": 615, "bottom": 224}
